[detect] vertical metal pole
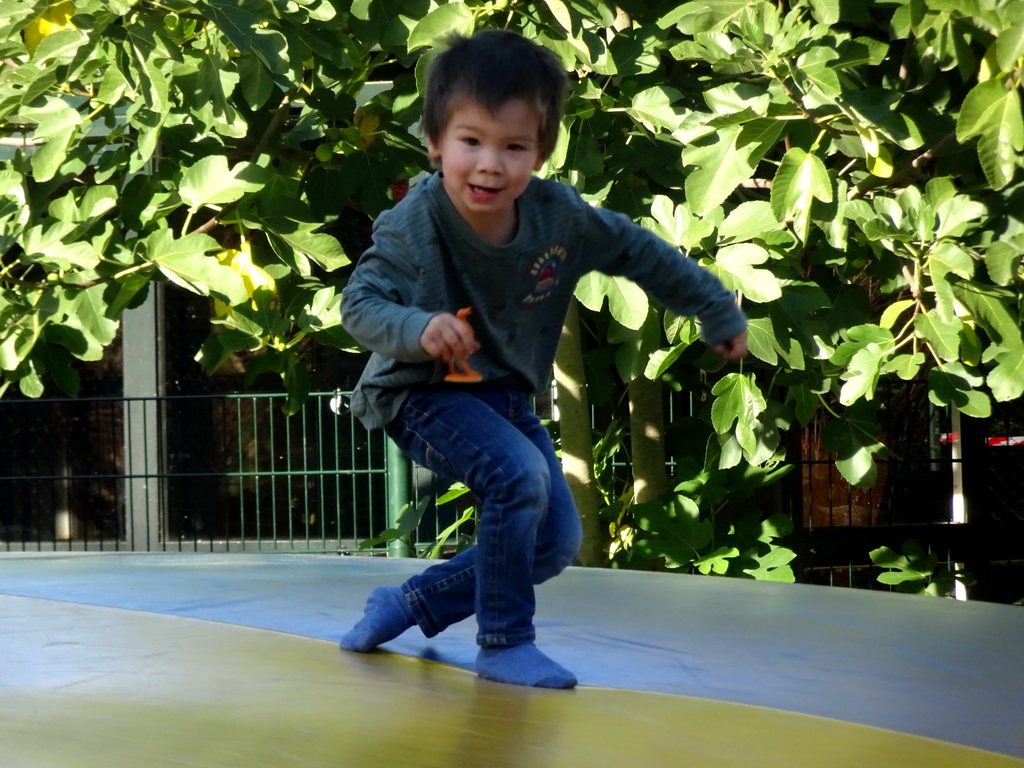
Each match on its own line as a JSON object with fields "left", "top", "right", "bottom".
{"left": 385, "top": 436, "right": 413, "bottom": 558}
{"left": 950, "top": 405, "right": 968, "bottom": 601}
{"left": 122, "top": 287, "right": 163, "bottom": 551}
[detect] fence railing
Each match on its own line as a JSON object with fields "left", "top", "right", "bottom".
{"left": 0, "top": 391, "right": 406, "bottom": 554}
{"left": 2, "top": 388, "right": 1020, "bottom": 600}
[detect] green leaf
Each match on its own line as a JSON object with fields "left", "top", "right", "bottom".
{"left": 877, "top": 570, "right": 925, "bottom": 586}
{"left": 882, "top": 352, "right": 925, "bottom": 381}
{"left": 996, "top": 22, "right": 1024, "bottom": 72}
{"left": 664, "top": 313, "right": 698, "bottom": 346}
{"left": 179, "top": 156, "right": 271, "bottom": 212}
{"left": 627, "top": 85, "right": 686, "bottom": 132}
{"left": 808, "top": 0, "right": 840, "bottom": 26}
{"left": 983, "top": 241, "right": 1022, "bottom": 286}
{"left": 21, "top": 224, "right": 99, "bottom": 270}
{"left": 870, "top": 542, "right": 937, "bottom": 590}
{"left": 644, "top": 195, "right": 690, "bottom": 248}
{"left": 70, "top": 284, "right": 120, "bottom": 347}
{"left": 49, "top": 185, "right": 118, "bottom": 223}
{"left": 879, "top": 299, "right": 915, "bottom": 330}
{"left": 147, "top": 230, "right": 248, "bottom": 305}
{"left": 358, "top": 497, "right": 431, "bottom": 550}
{"left": 745, "top": 316, "right": 778, "bottom": 365}
{"left": 29, "top": 125, "right": 76, "bottom": 183}
{"left": 34, "top": 337, "right": 80, "bottom": 397}
{"left": 821, "top": 402, "right": 885, "bottom": 488}
{"left": 611, "top": 311, "right": 660, "bottom": 382}
{"left": 829, "top": 324, "right": 893, "bottom": 367}
{"left": 718, "top": 201, "right": 779, "bottom": 244}
{"left": 928, "top": 363, "right": 991, "bottom": 418}
{"left": 298, "top": 286, "right": 343, "bottom": 331}
{"left": 770, "top": 147, "right": 833, "bottom": 242}
{"left": 951, "top": 282, "right": 1021, "bottom": 347}
{"left": 574, "top": 273, "right": 649, "bottom": 330}
{"left": 704, "top": 243, "right": 782, "bottom": 303}
{"left": 407, "top": 3, "right": 475, "bottom": 52}
{"left": 683, "top": 122, "right": 777, "bottom": 216}
{"left": 542, "top": 0, "right": 575, "bottom": 34}
{"left": 282, "top": 353, "right": 312, "bottom": 417}
{"left": 351, "top": 0, "right": 372, "bottom": 21}
{"left": 986, "top": 344, "right": 1024, "bottom": 402}
{"left": 30, "top": 27, "right": 89, "bottom": 65}
{"left": 787, "top": 383, "right": 820, "bottom": 425}
{"left": 645, "top": 343, "right": 689, "bottom": 380}
{"left": 956, "top": 80, "right": 1024, "bottom": 190}
{"left": 839, "top": 343, "right": 889, "bottom": 404}
{"left": 743, "top": 542, "right": 797, "bottom": 582}
{"left": 261, "top": 219, "right": 348, "bottom": 272}
{"left": 198, "top": 1, "right": 288, "bottom": 75}
{"left": 694, "top": 546, "right": 740, "bottom": 575}
{"left": 704, "top": 83, "right": 771, "bottom": 117}
{"left": 633, "top": 496, "right": 712, "bottom": 568}
{"left": 929, "top": 242, "right": 975, "bottom": 321}
{"left": 711, "top": 373, "right": 766, "bottom": 458}
{"left": 238, "top": 53, "right": 275, "bottom": 110}
{"left": 957, "top": 80, "right": 1016, "bottom": 142}
{"left": 915, "top": 312, "right": 962, "bottom": 361}
{"left": 20, "top": 95, "right": 82, "bottom": 137}
{"left": 934, "top": 196, "right": 987, "bottom": 239}
{"left": 125, "top": 26, "right": 172, "bottom": 113}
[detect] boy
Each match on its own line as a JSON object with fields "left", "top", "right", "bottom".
{"left": 339, "top": 29, "right": 748, "bottom": 689}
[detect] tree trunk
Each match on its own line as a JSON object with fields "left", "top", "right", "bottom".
{"left": 628, "top": 375, "right": 667, "bottom": 505}
{"left": 554, "top": 299, "right": 605, "bottom": 567}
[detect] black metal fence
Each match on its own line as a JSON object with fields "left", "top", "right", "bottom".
{"left": 790, "top": 389, "right": 1024, "bottom": 602}
{"left": 2, "top": 387, "right": 1021, "bottom": 601}
{"left": 0, "top": 392, "right": 393, "bottom": 553}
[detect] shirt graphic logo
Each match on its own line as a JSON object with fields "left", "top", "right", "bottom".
{"left": 522, "top": 245, "right": 567, "bottom": 305}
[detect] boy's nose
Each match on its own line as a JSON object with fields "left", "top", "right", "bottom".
{"left": 476, "top": 148, "right": 501, "bottom": 173}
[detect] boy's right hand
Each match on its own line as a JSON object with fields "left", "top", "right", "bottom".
{"left": 420, "top": 312, "right": 480, "bottom": 364}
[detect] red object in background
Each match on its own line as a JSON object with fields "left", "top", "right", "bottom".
{"left": 390, "top": 179, "right": 409, "bottom": 203}
{"left": 938, "top": 433, "right": 1024, "bottom": 446}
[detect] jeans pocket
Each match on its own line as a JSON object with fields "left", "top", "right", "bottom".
{"left": 506, "top": 391, "right": 529, "bottom": 421}
{"left": 387, "top": 416, "right": 457, "bottom": 481}
{"left": 422, "top": 442, "right": 456, "bottom": 481}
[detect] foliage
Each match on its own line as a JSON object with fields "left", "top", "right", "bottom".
{"left": 0, "top": 0, "right": 425, "bottom": 409}
{"left": 547, "top": 0, "right": 1024, "bottom": 487}
{"left": 603, "top": 409, "right": 796, "bottom": 579}
{"left": 358, "top": 483, "right": 476, "bottom": 558}
{"left": 526, "top": 0, "right": 1024, "bottom": 577}
{"left": 3, "top": 0, "right": 1023, "bottom": 580}
{"left": 870, "top": 542, "right": 975, "bottom": 596}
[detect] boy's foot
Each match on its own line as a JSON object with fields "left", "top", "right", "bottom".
{"left": 476, "top": 643, "right": 577, "bottom": 689}
{"left": 340, "top": 586, "right": 415, "bottom": 652}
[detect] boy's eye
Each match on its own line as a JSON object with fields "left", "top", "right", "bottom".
{"left": 462, "top": 137, "right": 479, "bottom": 146}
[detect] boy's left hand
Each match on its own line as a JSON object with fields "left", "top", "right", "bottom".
{"left": 712, "top": 329, "right": 748, "bottom": 361}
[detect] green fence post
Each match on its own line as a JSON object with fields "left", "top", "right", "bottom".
{"left": 385, "top": 436, "right": 413, "bottom": 558}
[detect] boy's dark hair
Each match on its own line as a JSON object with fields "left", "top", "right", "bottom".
{"left": 422, "top": 29, "right": 567, "bottom": 161}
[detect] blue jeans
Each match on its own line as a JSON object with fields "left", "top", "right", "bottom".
{"left": 385, "top": 384, "right": 582, "bottom": 648}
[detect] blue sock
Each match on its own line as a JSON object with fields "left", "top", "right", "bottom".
{"left": 476, "top": 643, "right": 577, "bottom": 689}
{"left": 340, "top": 586, "right": 414, "bottom": 652}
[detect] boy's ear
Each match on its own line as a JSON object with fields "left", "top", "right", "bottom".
{"left": 426, "top": 136, "right": 442, "bottom": 163}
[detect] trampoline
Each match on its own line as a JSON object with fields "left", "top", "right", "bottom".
{"left": 2, "top": 552, "right": 1022, "bottom": 767}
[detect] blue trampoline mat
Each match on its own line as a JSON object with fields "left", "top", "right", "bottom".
{"left": 1, "top": 551, "right": 1021, "bottom": 758}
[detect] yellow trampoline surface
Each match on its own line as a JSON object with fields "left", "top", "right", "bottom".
{"left": 1, "top": 553, "right": 1022, "bottom": 767}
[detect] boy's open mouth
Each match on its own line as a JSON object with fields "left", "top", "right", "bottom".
{"left": 470, "top": 184, "right": 500, "bottom": 195}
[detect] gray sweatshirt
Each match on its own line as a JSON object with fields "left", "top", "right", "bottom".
{"left": 341, "top": 173, "right": 746, "bottom": 429}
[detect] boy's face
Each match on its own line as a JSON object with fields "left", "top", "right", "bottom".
{"left": 427, "top": 98, "right": 545, "bottom": 244}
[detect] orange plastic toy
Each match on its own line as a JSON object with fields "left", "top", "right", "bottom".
{"left": 444, "top": 307, "right": 483, "bottom": 383}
